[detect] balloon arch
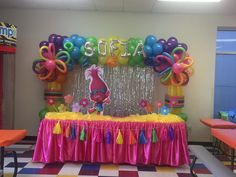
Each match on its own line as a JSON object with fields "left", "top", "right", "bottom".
{"left": 32, "top": 34, "right": 194, "bottom": 121}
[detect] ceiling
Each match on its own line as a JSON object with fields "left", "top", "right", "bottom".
{"left": 0, "top": 0, "right": 235, "bottom": 15}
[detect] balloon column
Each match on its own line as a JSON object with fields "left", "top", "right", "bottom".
{"left": 152, "top": 37, "right": 194, "bottom": 120}
{"left": 33, "top": 34, "right": 71, "bottom": 115}
{"left": 32, "top": 34, "right": 194, "bottom": 121}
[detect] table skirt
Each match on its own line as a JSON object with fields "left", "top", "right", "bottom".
{"left": 33, "top": 119, "right": 189, "bottom": 166}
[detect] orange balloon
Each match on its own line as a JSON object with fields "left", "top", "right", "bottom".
{"left": 107, "top": 56, "right": 118, "bottom": 67}
{"left": 145, "top": 104, "right": 153, "bottom": 113}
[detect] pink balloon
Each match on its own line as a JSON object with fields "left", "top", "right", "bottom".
{"left": 45, "top": 60, "right": 56, "bottom": 71}
{"left": 172, "top": 63, "right": 184, "bottom": 74}
{"left": 173, "top": 54, "right": 180, "bottom": 62}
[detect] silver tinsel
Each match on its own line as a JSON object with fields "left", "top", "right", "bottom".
{"left": 63, "top": 66, "right": 157, "bottom": 116}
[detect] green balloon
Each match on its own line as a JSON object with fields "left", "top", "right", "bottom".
{"left": 135, "top": 38, "right": 144, "bottom": 44}
{"left": 128, "top": 58, "right": 137, "bottom": 66}
{"left": 89, "top": 57, "right": 98, "bottom": 65}
{"left": 128, "top": 45, "right": 135, "bottom": 55}
{"left": 135, "top": 55, "right": 144, "bottom": 64}
{"left": 63, "top": 41, "right": 74, "bottom": 52}
{"left": 80, "top": 46, "right": 85, "bottom": 55}
{"left": 177, "top": 112, "right": 188, "bottom": 122}
{"left": 93, "top": 46, "right": 99, "bottom": 57}
{"left": 128, "top": 38, "right": 137, "bottom": 46}
{"left": 39, "top": 108, "right": 49, "bottom": 120}
{"left": 86, "top": 36, "right": 98, "bottom": 45}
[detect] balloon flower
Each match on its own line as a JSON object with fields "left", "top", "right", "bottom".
{"left": 72, "top": 102, "right": 81, "bottom": 112}
{"left": 139, "top": 99, "right": 153, "bottom": 114}
{"left": 154, "top": 47, "right": 194, "bottom": 86}
{"left": 32, "top": 43, "right": 71, "bottom": 82}
{"left": 160, "top": 105, "right": 170, "bottom": 115}
{"left": 64, "top": 94, "right": 73, "bottom": 111}
{"left": 139, "top": 99, "right": 148, "bottom": 108}
{"left": 64, "top": 94, "right": 73, "bottom": 104}
{"left": 156, "top": 100, "right": 163, "bottom": 114}
{"left": 79, "top": 98, "right": 89, "bottom": 108}
{"left": 47, "top": 98, "right": 58, "bottom": 112}
{"left": 58, "top": 104, "right": 67, "bottom": 112}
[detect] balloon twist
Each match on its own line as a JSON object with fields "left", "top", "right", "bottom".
{"left": 154, "top": 47, "right": 194, "bottom": 86}
{"left": 32, "top": 43, "right": 71, "bottom": 82}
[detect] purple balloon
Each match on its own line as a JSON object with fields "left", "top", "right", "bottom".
{"left": 56, "top": 47, "right": 64, "bottom": 53}
{"left": 48, "top": 34, "right": 57, "bottom": 43}
{"left": 157, "top": 39, "right": 166, "bottom": 45}
{"left": 178, "top": 43, "right": 188, "bottom": 51}
{"left": 167, "top": 37, "right": 178, "bottom": 44}
{"left": 39, "top": 41, "right": 49, "bottom": 48}
{"left": 54, "top": 35, "right": 64, "bottom": 48}
{"left": 167, "top": 37, "right": 178, "bottom": 49}
{"left": 164, "top": 42, "right": 175, "bottom": 53}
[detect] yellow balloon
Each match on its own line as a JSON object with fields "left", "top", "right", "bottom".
{"left": 98, "top": 38, "right": 108, "bottom": 57}
{"left": 118, "top": 57, "right": 129, "bottom": 65}
{"left": 118, "top": 39, "right": 129, "bottom": 65}
{"left": 98, "top": 56, "right": 107, "bottom": 65}
{"left": 108, "top": 36, "right": 120, "bottom": 57}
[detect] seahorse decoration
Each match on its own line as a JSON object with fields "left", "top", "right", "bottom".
{"left": 85, "top": 65, "right": 111, "bottom": 114}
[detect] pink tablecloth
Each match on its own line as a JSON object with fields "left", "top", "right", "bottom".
{"left": 33, "top": 119, "right": 189, "bottom": 166}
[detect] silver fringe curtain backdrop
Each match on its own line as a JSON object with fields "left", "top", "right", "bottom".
{"left": 64, "top": 66, "right": 157, "bottom": 116}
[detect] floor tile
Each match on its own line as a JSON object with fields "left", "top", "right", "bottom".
{"left": 193, "top": 168, "right": 212, "bottom": 174}
{"left": 80, "top": 163, "right": 100, "bottom": 171}
{"left": 156, "top": 166, "right": 176, "bottom": 172}
{"left": 99, "top": 169, "right": 119, "bottom": 176}
{"left": 39, "top": 167, "right": 63, "bottom": 175}
{"left": 138, "top": 171, "right": 158, "bottom": 177}
{"left": 17, "top": 175, "right": 56, "bottom": 177}
{"left": 58, "top": 163, "right": 82, "bottom": 175}
{"left": 177, "top": 173, "right": 193, "bottom": 177}
{"left": 118, "top": 165, "right": 138, "bottom": 171}
{"left": 196, "top": 174, "right": 214, "bottom": 177}
{"left": 100, "top": 164, "right": 119, "bottom": 170}
{"left": 155, "top": 172, "right": 178, "bottom": 177}
{"left": 24, "top": 162, "right": 45, "bottom": 168}
{"left": 18, "top": 168, "right": 42, "bottom": 174}
{"left": 137, "top": 165, "right": 156, "bottom": 171}
{"left": 5, "top": 162, "right": 28, "bottom": 168}
{"left": 79, "top": 169, "right": 99, "bottom": 175}
{"left": 175, "top": 165, "right": 190, "bottom": 173}
{"left": 4, "top": 167, "right": 22, "bottom": 173}
{"left": 119, "top": 170, "right": 139, "bottom": 177}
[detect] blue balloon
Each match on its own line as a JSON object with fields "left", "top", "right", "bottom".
{"left": 145, "top": 35, "right": 157, "bottom": 46}
{"left": 74, "top": 36, "right": 86, "bottom": 48}
{"left": 70, "top": 46, "right": 80, "bottom": 60}
{"left": 70, "top": 34, "right": 79, "bottom": 43}
{"left": 144, "top": 45, "right": 153, "bottom": 56}
{"left": 63, "top": 38, "right": 73, "bottom": 45}
{"left": 152, "top": 43, "right": 163, "bottom": 56}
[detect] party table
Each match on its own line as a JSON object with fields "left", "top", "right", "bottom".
{"left": 33, "top": 113, "right": 190, "bottom": 166}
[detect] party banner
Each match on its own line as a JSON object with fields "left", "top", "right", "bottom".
{"left": 0, "top": 22, "right": 17, "bottom": 53}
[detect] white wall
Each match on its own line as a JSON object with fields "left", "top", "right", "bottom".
{"left": 0, "top": 8, "right": 236, "bottom": 141}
